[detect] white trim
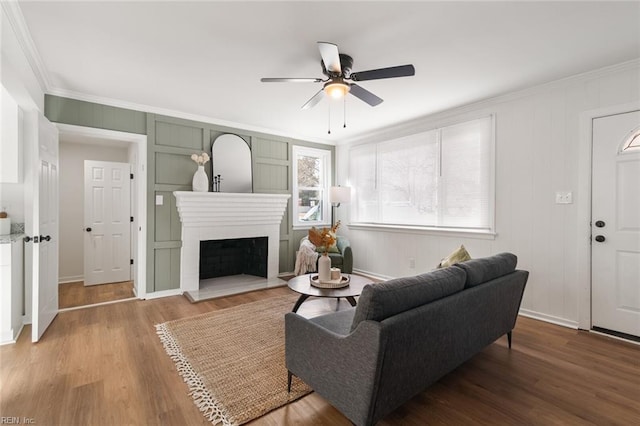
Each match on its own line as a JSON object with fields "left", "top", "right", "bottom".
{"left": 0, "top": 323, "right": 24, "bottom": 346}
{"left": 348, "top": 223, "right": 496, "bottom": 240}
{"left": 58, "top": 275, "right": 84, "bottom": 285}
{"left": 576, "top": 101, "right": 640, "bottom": 331}
{"left": 54, "top": 123, "right": 148, "bottom": 300}
{"left": 352, "top": 268, "right": 395, "bottom": 282}
{"left": 589, "top": 329, "right": 640, "bottom": 346}
{"left": 519, "top": 309, "right": 579, "bottom": 330}
{"left": 1, "top": 1, "right": 51, "bottom": 92}
{"left": 292, "top": 145, "right": 332, "bottom": 228}
{"left": 143, "top": 288, "right": 184, "bottom": 300}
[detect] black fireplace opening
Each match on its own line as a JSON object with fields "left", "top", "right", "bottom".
{"left": 199, "top": 237, "right": 268, "bottom": 280}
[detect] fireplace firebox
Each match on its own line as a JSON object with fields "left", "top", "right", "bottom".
{"left": 199, "top": 237, "right": 268, "bottom": 280}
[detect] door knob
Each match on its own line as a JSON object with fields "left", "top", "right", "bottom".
{"left": 595, "top": 220, "right": 605, "bottom": 228}
{"left": 86, "top": 227, "right": 92, "bottom": 232}
{"left": 594, "top": 235, "right": 606, "bottom": 243}
{"left": 40, "top": 235, "right": 51, "bottom": 242}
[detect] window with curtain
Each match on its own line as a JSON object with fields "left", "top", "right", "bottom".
{"left": 292, "top": 145, "right": 331, "bottom": 227}
{"left": 349, "top": 115, "right": 495, "bottom": 232}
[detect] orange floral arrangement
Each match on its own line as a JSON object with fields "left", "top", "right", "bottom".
{"left": 308, "top": 221, "right": 341, "bottom": 255}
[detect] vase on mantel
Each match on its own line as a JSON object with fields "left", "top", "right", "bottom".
{"left": 318, "top": 252, "right": 331, "bottom": 282}
{"left": 192, "top": 165, "right": 209, "bottom": 192}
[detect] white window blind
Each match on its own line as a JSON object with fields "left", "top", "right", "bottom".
{"left": 349, "top": 116, "right": 494, "bottom": 231}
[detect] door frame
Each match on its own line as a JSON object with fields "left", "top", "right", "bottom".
{"left": 577, "top": 100, "right": 640, "bottom": 330}
{"left": 56, "top": 123, "right": 147, "bottom": 299}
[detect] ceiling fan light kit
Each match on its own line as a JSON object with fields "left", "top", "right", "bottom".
{"left": 261, "top": 41, "right": 415, "bottom": 133}
{"left": 324, "top": 80, "right": 350, "bottom": 98}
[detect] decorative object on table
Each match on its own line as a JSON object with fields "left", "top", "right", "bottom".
{"left": 437, "top": 244, "right": 472, "bottom": 268}
{"left": 308, "top": 221, "right": 340, "bottom": 282}
{"left": 329, "top": 185, "right": 351, "bottom": 226}
{"left": 190, "top": 152, "right": 210, "bottom": 192}
{"left": 331, "top": 267, "right": 341, "bottom": 280}
{"left": 0, "top": 208, "right": 10, "bottom": 235}
{"left": 156, "top": 294, "right": 311, "bottom": 425}
{"left": 309, "top": 273, "right": 350, "bottom": 289}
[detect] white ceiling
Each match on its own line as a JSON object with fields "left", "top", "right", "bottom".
{"left": 17, "top": 1, "right": 640, "bottom": 144}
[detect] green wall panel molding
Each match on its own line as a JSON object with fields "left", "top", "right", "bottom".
{"left": 45, "top": 95, "right": 146, "bottom": 134}
{"left": 253, "top": 162, "right": 289, "bottom": 192}
{"left": 153, "top": 248, "right": 181, "bottom": 292}
{"left": 253, "top": 137, "right": 289, "bottom": 160}
{"left": 154, "top": 190, "right": 182, "bottom": 242}
{"left": 155, "top": 120, "right": 204, "bottom": 150}
{"left": 155, "top": 152, "right": 201, "bottom": 185}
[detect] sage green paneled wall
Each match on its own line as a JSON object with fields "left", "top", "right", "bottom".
{"left": 45, "top": 95, "right": 334, "bottom": 293}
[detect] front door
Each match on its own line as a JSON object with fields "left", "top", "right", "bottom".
{"left": 31, "top": 114, "right": 59, "bottom": 342}
{"left": 591, "top": 110, "right": 640, "bottom": 338}
{"left": 83, "top": 160, "right": 131, "bottom": 286}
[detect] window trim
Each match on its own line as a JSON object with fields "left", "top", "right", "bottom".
{"left": 348, "top": 114, "right": 496, "bottom": 233}
{"left": 292, "top": 145, "right": 332, "bottom": 228}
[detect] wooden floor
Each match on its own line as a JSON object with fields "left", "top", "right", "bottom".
{"left": 2, "top": 286, "right": 639, "bottom": 425}
{"left": 58, "top": 280, "right": 135, "bottom": 309}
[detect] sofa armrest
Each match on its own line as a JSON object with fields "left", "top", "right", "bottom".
{"left": 285, "top": 312, "right": 383, "bottom": 425}
{"left": 337, "top": 237, "right": 353, "bottom": 273}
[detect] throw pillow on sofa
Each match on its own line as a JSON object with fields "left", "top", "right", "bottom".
{"left": 438, "top": 244, "right": 471, "bottom": 268}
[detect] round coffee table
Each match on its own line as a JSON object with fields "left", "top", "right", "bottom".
{"left": 287, "top": 274, "right": 374, "bottom": 313}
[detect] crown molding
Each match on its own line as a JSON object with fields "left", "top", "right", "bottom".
{"left": 339, "top": 58, "right": 640, "bottom": 146}
{"left": 47, "top": 86, "right": 335, "bottom": 146}
{"left": 1, "top": 0, "right": 51, "bottom": 92}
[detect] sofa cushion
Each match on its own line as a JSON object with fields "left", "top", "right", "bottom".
{"left": 350, "top": 267, "right": 466, "bottom": 332}
{"left": 455, "top": 252, "right": 517, "bottom": 288}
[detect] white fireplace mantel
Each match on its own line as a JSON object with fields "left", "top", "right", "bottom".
{"left": 174, "top": 191, "right": 291, "bottom": 294}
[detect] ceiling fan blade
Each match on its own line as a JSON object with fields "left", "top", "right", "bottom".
{"left": 301, "top": 89, "right": 326, "bottom": 110}
{"left": 351, "top": 64, "right": 415, "bottom": 81}
{"left": 261, "top": 78, "right": 323, "bottom": 83}
{"left": 317, "top": 42, "right": 341, "bottom": 75}
{"left": 349, "top": 84, "right": 383, "bottom": 107}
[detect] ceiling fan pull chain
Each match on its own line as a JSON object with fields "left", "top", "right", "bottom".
{"left": 328, "top": 102, "right": 331, "bottom": 134}
{"left": 343, "top": 96, "right": 347, "bottom": 129}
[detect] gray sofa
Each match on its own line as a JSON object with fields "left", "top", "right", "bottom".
{"left": 285, "top": 253, "right": 528, "bottom": 426}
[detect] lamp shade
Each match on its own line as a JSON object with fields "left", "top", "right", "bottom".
{"left": 330, "top": 186, "right": 351, "bottom": 205}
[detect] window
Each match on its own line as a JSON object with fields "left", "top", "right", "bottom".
{"left": 292, "top": 146, "right": 331, "bottom": 227}
{"left": 349, "top": 115, "right": 495, "bottom": 232}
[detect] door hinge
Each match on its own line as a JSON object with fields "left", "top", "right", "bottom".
{"left": 130, "top": 259, "right": 134, "bottom": 265}
{"left": 130, "top": 216, "right": 134, "bottom": 222}
{"left": 130, "top": 173, "right": 134, "bottom": 179}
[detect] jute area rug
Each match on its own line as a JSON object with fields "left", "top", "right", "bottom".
{"left": 156, "top": 294, "right": 312, "bottom": 425}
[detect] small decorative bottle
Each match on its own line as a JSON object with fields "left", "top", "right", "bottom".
{"left": 318, "top": 252, "right": 331, "bottom": 282}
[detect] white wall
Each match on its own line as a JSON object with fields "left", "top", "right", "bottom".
{"left": 336, "top": 60, "right": 640, "bottom": 328}
{"left": 58, "top": 142, "right": 129, "bottom": 282}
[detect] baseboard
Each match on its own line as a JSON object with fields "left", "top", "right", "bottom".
{"left": 143, "top": 288, "right": 183, "bottom": 300}
{"left": 352, "top": 268, "right": 395, "bottom": 282}
{"left": 0, "top": 323, "right": 24, "bottom": 345}
{"left": 519, "top": 309, "right": 578, "bottom": 329}
{"left": 58, "top": 275, "right": 83, "bottom": 285}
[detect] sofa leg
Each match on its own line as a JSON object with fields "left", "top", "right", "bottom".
{"left": 507, "top": 331, "right": 512, "bottom": 349}
{"left": 287, "top": 370, "right": 293, "bottom": 393}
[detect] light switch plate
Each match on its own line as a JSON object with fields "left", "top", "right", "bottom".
{"left": 155, "top": 195, "right": 164, "bottom": 205}
{"left": 555, "top": 191, "right": 573, "bottom": 204}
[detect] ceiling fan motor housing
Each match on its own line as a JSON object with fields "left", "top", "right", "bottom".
{"left": 321, "top": 54, "right": 354, "bottom": 78}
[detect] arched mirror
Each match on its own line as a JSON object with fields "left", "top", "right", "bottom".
{"left": 211, "top": 134, "right": 252, "bottom": 193}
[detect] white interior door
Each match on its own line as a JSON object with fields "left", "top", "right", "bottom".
{"left": 592, "top": 110, "right": 640, "bottom": 338}
{"left": 31, "top": 114, "right": 59, "bottom": 342}
{"left": 83, "top": 160, "right": 131, "bottom": 286}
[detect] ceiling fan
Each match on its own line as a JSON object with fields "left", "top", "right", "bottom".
{"left": 261, "top": 42, "right": 415, "bottom": 110}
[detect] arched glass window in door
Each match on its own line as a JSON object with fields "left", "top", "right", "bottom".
{"left": 621, "top": 126, "right": 640, "bottom": 152}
